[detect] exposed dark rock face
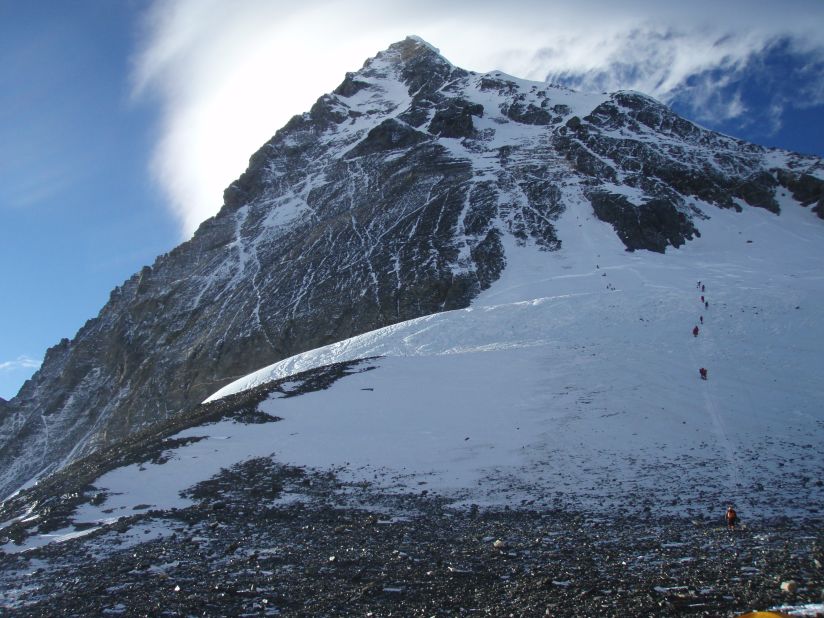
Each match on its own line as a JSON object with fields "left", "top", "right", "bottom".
{"left": 345, "top": 118, "right": 430, "bottom": 156}
{"left": 504, "top": 101, "right": 553, "bottom": 125}
{"left": 470, "top": 229, "right": 506, "bottom": 289}
{"left": 589, "top": 192, "right": 698, "bottom": 253}
{"left": 428, "top": 100, "right": 484, "bottom": 138}
{"left": 734, "top": 170, "right": 780, "bottom": 213}
{"left": 332, "top": 72, "right": 370, "bottom": 98}
{"left": 1, "top": 37, "right": 822, "bottom": 499}
{"left": 777, "top": 170, "right": 824, "bottom": 219}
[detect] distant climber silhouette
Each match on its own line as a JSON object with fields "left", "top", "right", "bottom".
{"left": 693, "top": 326, "right": 699, "bottom": 337}
{"left": 699, "top": 367, "right": 708, "bottom": 380}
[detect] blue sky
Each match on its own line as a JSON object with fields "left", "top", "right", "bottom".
{"left": 0, "top": 2, "right": 177, "bottom": 398}
{"left": 2, "top": 0, "right": 823, "bottom": 399}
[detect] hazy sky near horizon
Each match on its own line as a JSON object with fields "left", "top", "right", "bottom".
{"left": 2, "top": 0, "right": 824, "bottom": 398}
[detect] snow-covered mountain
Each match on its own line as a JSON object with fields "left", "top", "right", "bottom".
{"left": 7, "top": 188, "right": 823, "bottom": 538}
{"left": 1, "top": 155, "right": 823, "bottom": 614}
{"left": 1, "top": 36, "right": 823, "bottom": 504}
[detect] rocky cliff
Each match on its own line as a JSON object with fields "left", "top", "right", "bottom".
{"left": 1, "top": 36, "right": 822, "bottom": 499}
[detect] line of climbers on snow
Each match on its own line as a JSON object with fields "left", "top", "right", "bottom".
{"left": 693, "top": 283, "right": 739, "bottom": 529}
{"left": 691, "top": 285, "right": 743, "bottom": 530}
{"left": 695, "top": 281, "right": 709, "bottom": 381}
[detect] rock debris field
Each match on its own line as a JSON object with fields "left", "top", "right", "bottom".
{"left": 1, "top": 458, "right": 822, "bottom": 617}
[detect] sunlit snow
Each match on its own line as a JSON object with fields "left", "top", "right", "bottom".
{"left": 4, "top": 41, "right": 823, "bottom": 553}
{"left": 6, "top": 177, "right": 822, "bottom": 555}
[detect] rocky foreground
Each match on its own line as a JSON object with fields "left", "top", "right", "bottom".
{"left": 1, "top": 457, "right": 822, "bottom": 617}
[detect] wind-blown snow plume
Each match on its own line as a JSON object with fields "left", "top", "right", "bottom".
{"left": 134, "top": 0, "right": 824, "bottom": 237}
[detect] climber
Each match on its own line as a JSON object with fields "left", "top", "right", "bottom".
{"left": 701, "top": 295, "right": 705, "bottom": 303}
{"left": 701, "top": 284, "right": 705, "bottom": 293}
{"left": 726, "top": 505, "right": 738, "bottom": 529}
{"left": 699, "top": 367, "right": 708, "bottom": 380}
{"left": 693, "top": 326, "right": 699, "bottom": 337}
{"left": 705, "top": 301, "right": 709, "bottom": 309}
{"left": 699, "top": 315, "right": 703, "bottom": 324}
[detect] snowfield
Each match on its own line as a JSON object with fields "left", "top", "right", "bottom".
{"left": 201, "top": 189, "right": 824, "bottom": 518}
{"left": 4, "top": 188, "right": 823, "bottom": 554}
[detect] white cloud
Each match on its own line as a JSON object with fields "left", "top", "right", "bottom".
{"left": 0, "top": 355, "right": 41, "bottom": 372}
{"left": 134, "top": 0, "right": 824, "bottom": 237}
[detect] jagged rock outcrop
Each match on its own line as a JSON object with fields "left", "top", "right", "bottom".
{"left": 776, "top": 169, "right": 824, "bottom": 218}
{"left": 1, "top": 36, "right": 822, "bottom": 499}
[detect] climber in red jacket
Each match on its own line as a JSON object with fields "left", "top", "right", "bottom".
{"left": 726, "top": 505, "right": 738, "bottom": 529}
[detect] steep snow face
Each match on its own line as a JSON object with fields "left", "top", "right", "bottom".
{"left": 2, "top": 36, "right": 823, "bottom": 502}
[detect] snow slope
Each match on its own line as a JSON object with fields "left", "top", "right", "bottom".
{"left": 199, "top": 187, "right": 824, "bottom": 518}
{"left": 4, "top": 186, "right": 823, "bottom": 554}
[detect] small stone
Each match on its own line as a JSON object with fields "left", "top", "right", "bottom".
{"left": 780, "top": 580, "right": 798, "bottom": 593}
{"left": 493, "top": 539, "right": 507, "bottom": 550}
